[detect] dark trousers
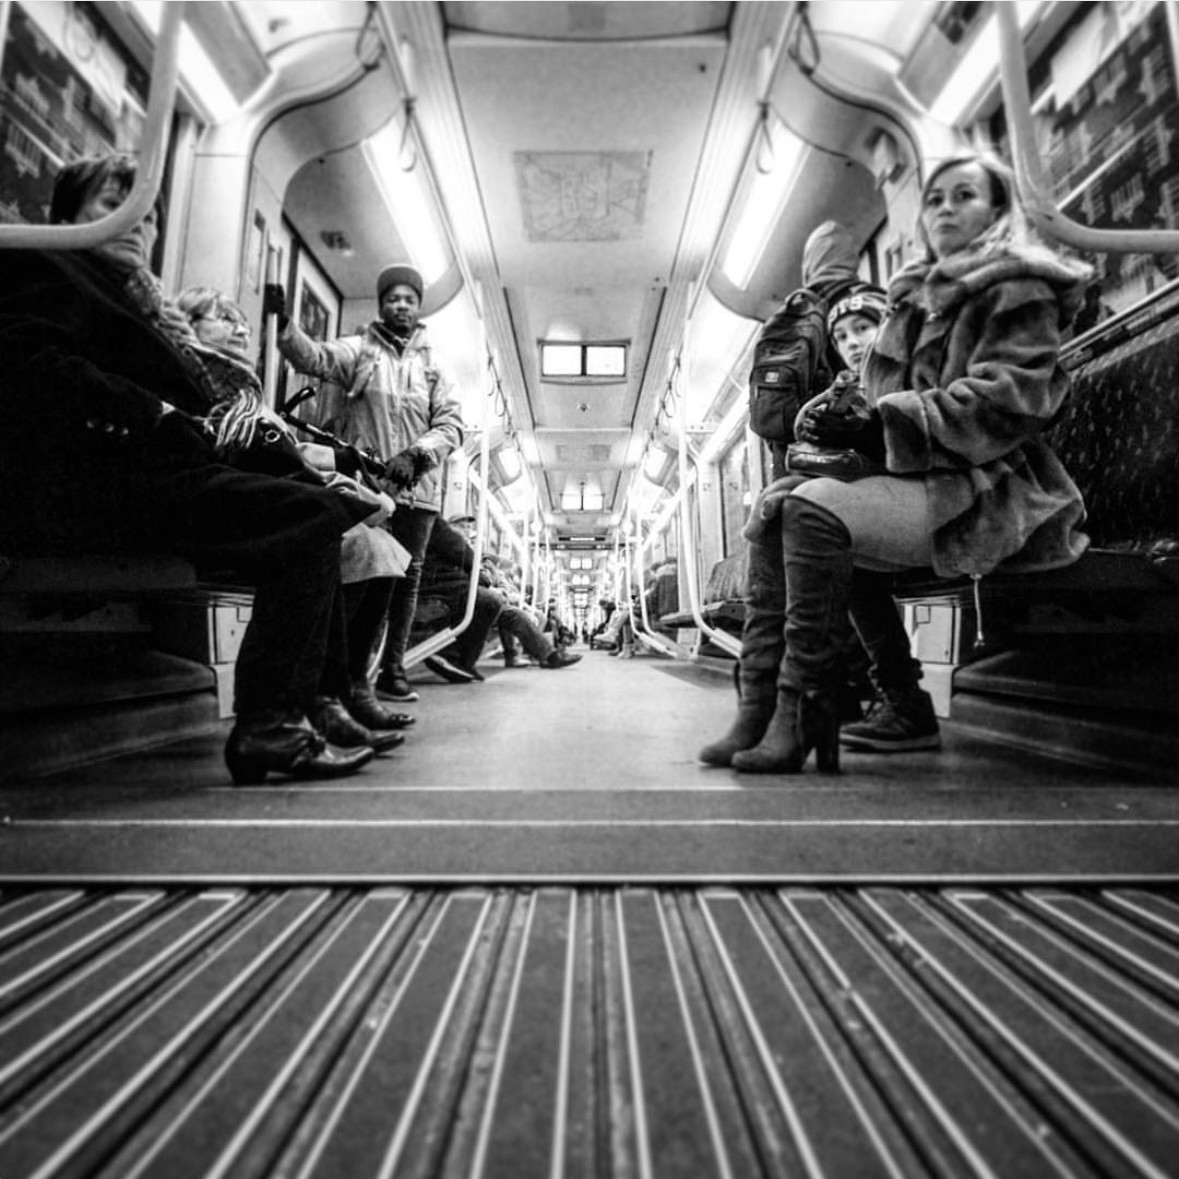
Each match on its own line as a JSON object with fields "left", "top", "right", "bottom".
{"left": 236, "top": 540, "right": 342, "bottom": 715}
{"left": 383, "top": 508, "right": 437, "bottom": 677}
{"left": 442, "top": 586, "right": 504, "bottom": 668}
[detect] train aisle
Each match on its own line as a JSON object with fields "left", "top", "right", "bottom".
{"left": 0, "top": 644, "right": 1175, "bottom": 883}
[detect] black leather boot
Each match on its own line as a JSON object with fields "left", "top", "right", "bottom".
{"left": 347, "top": 682, "right": 416, "bottom": 730}
{"left": 225, "top": 710, "right": 374, "bottom": 786}
{"left": 312, "top": 697, "right": 404, "bottom": 755}
{"left": 732, "top": 497, "right": 853, "bottom": 775}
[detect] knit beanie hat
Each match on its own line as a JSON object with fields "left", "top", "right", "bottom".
{"left": 827, "top": 288, "right": 888, "bottom": 332}
{"left": 377, "top": 262, "right": 424, "bottom": 304}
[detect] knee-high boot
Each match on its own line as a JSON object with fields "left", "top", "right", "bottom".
{"left": 732, "top": 498, "right": 852, "bottom": 774}
{"left": 699, "top": 528, "right": 784, "bottom": 766}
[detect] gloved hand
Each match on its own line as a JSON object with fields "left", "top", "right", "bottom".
{"left": 803, "top": 404, "right": 886, "bottom": 463}
{"left": 262, "top": 283, "right": 289, "bottom": 329}
{"left": 383, "top": 447, "right": 430, "bottom": 488}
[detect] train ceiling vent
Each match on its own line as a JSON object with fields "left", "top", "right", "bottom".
{"left": 555, "top": 443, "right": 614, "bottom": 464}
{"left": 515, "top": 152, "right": 650, "bottom": 243}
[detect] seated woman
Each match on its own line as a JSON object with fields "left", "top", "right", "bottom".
{"left": 0, "top": 152, "right": 375, "bottom": 785}
{"left": 175, "top": 287, "right": 414, "bottom": 747}
{"left": 717, "top": 152, "right": 1091, "bottom": 774}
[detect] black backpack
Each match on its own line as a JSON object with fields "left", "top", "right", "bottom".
{"left": 747, "top": 288, "right": 832, "bottom": 444}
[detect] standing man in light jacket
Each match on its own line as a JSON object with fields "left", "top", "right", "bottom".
{"left": 266, "top": 263, "right": 465, "bottom": 702}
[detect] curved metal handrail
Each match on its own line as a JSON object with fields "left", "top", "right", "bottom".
{"left": 673, "top": 333, "right": 743, "bottom": 658}
{"left": 997, "top": 2, "right": 1179, "bottom": 255}
{"left": 0, "top": 3, "right": 184, "bottom": 250}
{"left": 404, "top": 348, "right": 493, "bottom": 668}
{"left": 630, "top": 507, "right": 681, "bottom": 658}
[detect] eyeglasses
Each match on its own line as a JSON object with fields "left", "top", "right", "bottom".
{"left": 199, "top": 310, "right": 249, "bottom": 331}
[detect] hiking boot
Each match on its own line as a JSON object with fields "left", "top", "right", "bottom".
{"left": 425, "top": 653, "right": 477, "bottom": 684}
{"left": 840, "top": 688, "right": 941, "bottom": 751}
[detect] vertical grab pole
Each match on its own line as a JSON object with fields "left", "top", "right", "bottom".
{"left": 675, "top": 312, "right": 742, "bottom": 657}
{"left": 263, "top": 250, "right": 280, "bottom": 408}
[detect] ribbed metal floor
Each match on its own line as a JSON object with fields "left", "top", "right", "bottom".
{"left": 2, "top": 884, "right": 1177, "bottom": 1178}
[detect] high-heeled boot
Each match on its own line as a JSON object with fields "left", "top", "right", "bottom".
{"left": 731, "top": 687, "right": 841, "bottom": 773}
{"left": 699, "top": 518, "right": 786, "bottom": 766}
{"left": 732, "top": 497, "right": 853, "bottom": 774}
{"left": 224, "top": 709, "right": 374, "bottom": 786}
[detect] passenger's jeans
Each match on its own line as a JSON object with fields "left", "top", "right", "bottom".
{"left": 383, "top": 508, "right": 437, "bottom": 677}
{"left": 443, "top": 586, "right": 504, "bottom": 668}
{"left": 497, "top": 603, "right": 555, "bottom": 662}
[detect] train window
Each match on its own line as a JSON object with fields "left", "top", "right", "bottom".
{"left": 540, "top": 340, "right": 628, "bottom": 379}
{"left": 994, "top": 1, "right": 1179, "bottom": 315}
{"left": 718, "top": 434, "right": 750, "bottom": 559}
{"left": 0, "top": 2, "right": 149, "bottom": 225}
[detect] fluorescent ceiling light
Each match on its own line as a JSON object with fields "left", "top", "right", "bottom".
{"left": 130, "top": 1, "right": 237, "bottom": 124}
{"left": 698, "top": 393, "right": 750, "bottom": 465}
{"left": 930, "top": 1, "right": 1041, "bottom": 125}
{"left": 363, "top": 123, "right": 448, "bottom": 285}
{"left": 721, "top": 122, "right": 805, "bottom": 289}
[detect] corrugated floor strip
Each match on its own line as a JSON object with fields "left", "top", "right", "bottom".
{"left": 1, "top": 885, "right": 1176, "bottom": 1178}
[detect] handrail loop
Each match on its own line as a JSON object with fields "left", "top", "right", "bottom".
{"left": 0, "top": 2, "right": 185, "bottom": 251}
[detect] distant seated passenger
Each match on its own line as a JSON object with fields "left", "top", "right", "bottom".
{"left": 175, "top": 286, "right": 414, "bottom": 748}
{"left": 0, "top": 152, "right": 374, "bottom": 785}
{"left": 448, "top": 516, "right": 580, "bottom": 670}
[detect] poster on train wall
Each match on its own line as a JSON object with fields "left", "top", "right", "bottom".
{"left": 1042, "top": 2, "right": 1179, "bottom": 311}
{"left": 0, "top": 1, "right": 147, "bottom": 225}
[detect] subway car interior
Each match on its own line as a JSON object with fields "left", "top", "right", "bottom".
{"left": 1, "top": 1, "right": 1178, "bottom": 1174}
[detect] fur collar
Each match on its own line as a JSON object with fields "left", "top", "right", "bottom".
{"left": 888, "top": 240, "right": 1092, "bottom": 323}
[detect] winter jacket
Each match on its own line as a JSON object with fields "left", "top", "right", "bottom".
{"left": 864, "top": 239, "right": 1093, "bottom": 577}
{"left": 0, "top": 249, "right": 364, "bottom": 563}
{"left": 278, "top": 318, "right": 464, "bottom": 512}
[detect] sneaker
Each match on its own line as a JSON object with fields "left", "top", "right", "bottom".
{"left": 425, "top": 653, "right": 477, "bottom": 684}
{"left": 376, "top": 673, "right": 419, "bottom": 703}
{"left": 542, "top": 649, "right": 582, "bottom": 669}
{"left": 840, "top": 688, "right": 941, "bottom": 751}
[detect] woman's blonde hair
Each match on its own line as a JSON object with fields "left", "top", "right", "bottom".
{"left": 916, "top": 152, "right": 1031, "bottom": 259}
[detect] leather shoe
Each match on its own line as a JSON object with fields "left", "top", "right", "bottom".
{"left": 313, "top": 697, "right": 404, "bottom": 755}
{"left": 348, "top": 683, "right": 416, "bottom": 730}
{"left": 225, "top": 710, "right": 374, "bottom": 785}
{"left": 543, "top": 649, "right": 583, "bottom": 669}
{"left": 425, "top": 653, "right": 477, "bottom": 683}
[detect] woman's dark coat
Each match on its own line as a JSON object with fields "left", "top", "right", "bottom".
{"left": 0, "top": 249, "right": 364, "bottom": 573}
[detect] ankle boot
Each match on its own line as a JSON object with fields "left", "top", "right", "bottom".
{"left": 731, "top": 687, "right": 840, "bottom": 773}
{"left": 225, "top": 710, "right": 374, "bottom": 786}
{"left": 312, "top": 697, "right": 404, "bottom": 755}
{"left": 348, "top": 682, "right": 416, "bottom": 730}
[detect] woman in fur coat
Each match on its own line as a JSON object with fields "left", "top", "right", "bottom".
{"left": 721, "top": 152, "right": 1092, "bottom": 774}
